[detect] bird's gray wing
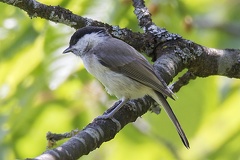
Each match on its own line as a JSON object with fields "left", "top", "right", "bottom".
{"left": 93, "top": 38, "right": 174, "bottom": 98}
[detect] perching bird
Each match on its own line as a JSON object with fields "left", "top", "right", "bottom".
{"left": 63, "top": 26, "right": 189, "bottom": 148}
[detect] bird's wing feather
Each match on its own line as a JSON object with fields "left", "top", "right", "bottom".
{"left": 92, "top": 38, "right": 173, "bottom": 98}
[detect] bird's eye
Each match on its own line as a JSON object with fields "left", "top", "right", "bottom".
{"left": 70, "top": 38, "right": 78, "bottom": 46}
{"left": 73, "top": 40, "right": 77, "bottom": 45}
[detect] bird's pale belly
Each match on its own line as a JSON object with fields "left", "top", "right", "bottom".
{"left": 82, "top": 54, "right": 152, "bottom": 99}
{"left": 99, "top": 70, "right": 150, "bottom": 99}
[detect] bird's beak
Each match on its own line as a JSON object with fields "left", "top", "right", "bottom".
{"left": 63, "top": 47, "right": 72, "bottom": 54}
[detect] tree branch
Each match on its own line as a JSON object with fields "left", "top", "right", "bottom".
{"left": 1, "top": 0, "right": 240, "bottom": 159}
{"left": 30, "top": 96, "right": 157, "bottom": 160}
{"left": 132, "top": 0, "right": 240, "bottom": 86}
{"left": 0, "top": 0, "right": 155, "bottom": 54}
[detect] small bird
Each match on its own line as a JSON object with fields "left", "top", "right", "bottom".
{"left": 63, "top": 26, "right": 189, "bottom": 148}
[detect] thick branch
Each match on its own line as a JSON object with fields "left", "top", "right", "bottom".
{"left": 190, "top": 48, "right": 240, "bottom": 78}
{"left": 2, "top": 0, "right": 88, "bottom": 27}
{"left": 153, "top": 40, "right": 240, "bottom": 82}
{"left": 31, "top": 96, "right": 157, "bottom": 160}
{"left": 2, "top": 0, "right": 239, "bottom": 81}
{"left": 132, "top": 0, "right": 240, "bottom": 86}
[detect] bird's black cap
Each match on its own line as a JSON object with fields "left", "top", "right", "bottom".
{"left": 69, "top": 26, "right": 108, "bottom": 46}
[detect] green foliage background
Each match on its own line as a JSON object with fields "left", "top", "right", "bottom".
{"left": 0, "top": 0, "right": 240, "bottom": 159}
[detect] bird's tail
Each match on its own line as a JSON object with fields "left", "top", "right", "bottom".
{"left": 153, "top": 91, "right": 190, "bottom": 149}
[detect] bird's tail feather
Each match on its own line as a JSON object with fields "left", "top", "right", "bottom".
{"left": 154, "top": 91, "right": 190, "bottom": 149}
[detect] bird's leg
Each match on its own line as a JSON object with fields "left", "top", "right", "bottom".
{"left": 99, "top": 98, "right": 129, "bottom": 119}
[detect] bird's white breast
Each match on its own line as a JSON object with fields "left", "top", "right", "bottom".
{"left": 81, "top": 53, "right": 152, "bottom": 99}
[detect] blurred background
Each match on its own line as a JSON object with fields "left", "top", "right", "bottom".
{"left": 0, "top": 0, "right": 240, "bottom": 159}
